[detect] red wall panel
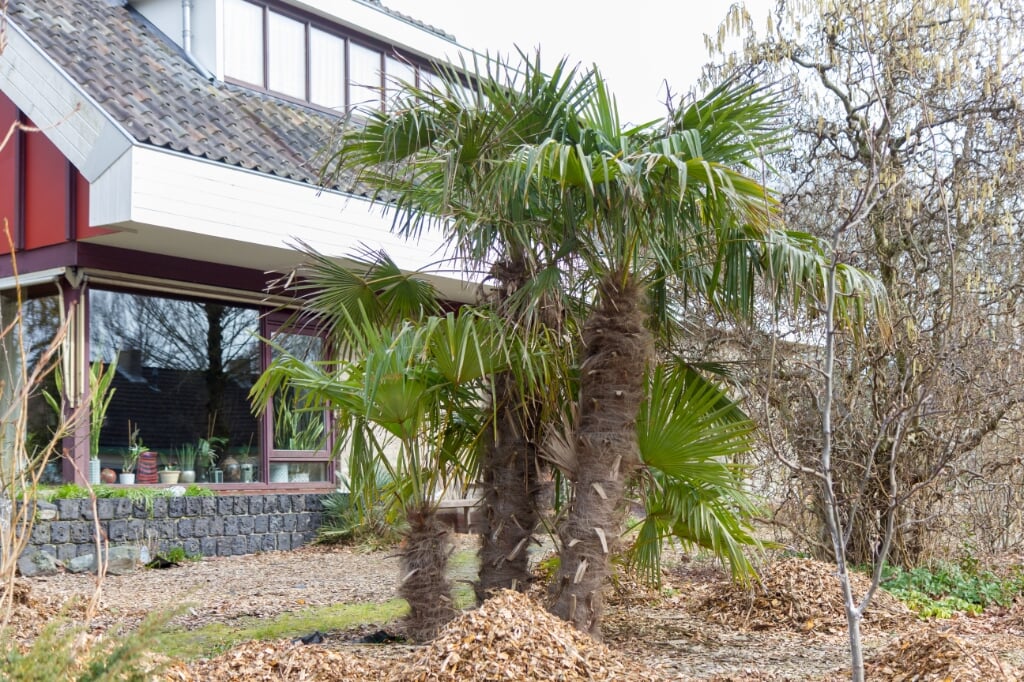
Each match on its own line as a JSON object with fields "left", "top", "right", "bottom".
{"left": 0, "top": 93, "right": 20, "bottom": 255}
{"left": 23, "top": 121, "right": 71, "bottom": 250}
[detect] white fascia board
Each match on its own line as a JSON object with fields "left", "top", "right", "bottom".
{"left": 0, "top": 20, "right": 133, "bottom": 181}
{"left": 290, "top": 0, "right": 480, "bottom": 67}
{"left": 96, "top": 145, "right": 478, "bottom": 298}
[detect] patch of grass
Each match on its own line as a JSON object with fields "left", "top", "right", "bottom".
{"left": 881, "top": 561, "right": 1024, "bottom": 619}
{"left": 448, "top": 548, "right": 479, "bottom": 609}
{"left": 157, "top": 600, "right": 408, "bottom": 660}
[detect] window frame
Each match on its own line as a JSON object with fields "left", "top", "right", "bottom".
{"left": 261, "top": 312, "right": 334, "bottom": 470}
{"left": 222, "top": 0, "right": 435, "bottom": 114}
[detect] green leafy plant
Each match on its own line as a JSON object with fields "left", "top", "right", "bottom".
{"left": 316, "top": 489, "right": 400, "bottom": 548}
{"left": 881, "top": 561, "right": 1024, "bottom": 618}
{"left": 159, "top": 452, "right": 178, "bottom": 471}
{"left": 88, "top": 356, "right": 118, "bottom": 459}
{"left": 183, "top": 484, "right": 214, "bottom": 497}
{"left": 123, "top": 422, "right": 143, "bottom": 474}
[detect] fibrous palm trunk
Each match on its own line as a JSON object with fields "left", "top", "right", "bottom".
{"left": 475, "top": 372, "right": 542, "bottom": 601}
{"left": 475, "top": 257, "right": 548, "bottom": 601}
{"left": 550, "top": 276, "right": 652, "bottom": 638}
{"left": 399, "top": 505, "right": 456, "bottom": 641}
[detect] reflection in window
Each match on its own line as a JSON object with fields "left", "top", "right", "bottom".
{"left": 271, "top": 331, "right": 326, "bottom": 452}
{"left": 89, "top": 290, "right": 260, "bottom": 463}
{"left": 269, "top": 461, "right": 328, "bottom": 483}
{"left": 268, "top": 11, "right": 306, "bottom": 99}
{"left": 224, "top": 0, "right": 264, "bottom": 85}
{"left": 2, "top": 291, "right": 62, "bottom": 470}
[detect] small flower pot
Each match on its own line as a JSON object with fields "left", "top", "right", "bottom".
{"left": 89, "top": 458, "right": 101, "bottom": 485}
{"left": 158, "top": 470, "right": 181, "bottom": 484}
{"left": 179, "top": 470, "right": 196, "bottom": 484}
{"left": 119, "top": 473, "right": 136, "bottom": 485}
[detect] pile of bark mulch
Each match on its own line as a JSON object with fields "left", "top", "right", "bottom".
{"left": 863, "top": 628, "right": 1020, "bottom": 680}
{"left": 167, "top": 590, "right": 671, "bottom": 682}
{"left": 697, "top": 557, "right": 912, "bottom": 633}
{"left": 2, "top": 579, "right": 93, "bottom": 647}
{"left": 164, "top": 640, "right": 385, "bottom": 681}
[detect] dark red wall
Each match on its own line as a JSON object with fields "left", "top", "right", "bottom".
{"left": 0, "top": 91, "right": 92, "bottom": 255}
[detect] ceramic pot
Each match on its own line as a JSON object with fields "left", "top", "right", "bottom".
{"left": 158, "top": 470, "right": 180, "bottom": 484}
{"left": 222, "top": 456, "right": 241, "bottom": 482}
{"left": 101, "top": 468, "right": 117, "bottom": 484}
{"left": 89, "top": 458, "right": 101, "bottom": 485}
{"left": 179, "top": 470, "right": 196, "bottom": 484}
{"left": 119, "top": 472, "right": 136, "bottom": 485}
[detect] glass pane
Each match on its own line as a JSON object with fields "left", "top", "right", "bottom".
{"left": 89, "top": 290, "right": 261, "bottom": 475}
{"left": 1, "top": 291, "right": 62, "bottom": 475}
{"left": 385, "top": 55, "right": 416, "bottom": 110}
{"left": 269, "top": 461, "right": 328, "bottom": 483}
{"left": 419, "top": 69, "right": 442, "bottom": 93}
{"left": 310, "top": 28, "right": 345, "bottom": 109}
{"left": 349, "top": 42, "right": 382, "bottom": 111}
{"left": 268, "top": 11, "right": 306, "bottom": 99}
{"left": 271, "top": 331, "right": 326, "bottom": 451}
{"left": 224, "top": 0, "right": 264, "bottom": 85}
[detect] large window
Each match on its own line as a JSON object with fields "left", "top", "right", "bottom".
{"left": 222, "top": 0, "right": 435, "bottom": 112}
{"left": 89, "top": 290, "right": 261, "bottom": 481}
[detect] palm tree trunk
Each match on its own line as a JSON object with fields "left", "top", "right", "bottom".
{"left": 475, "top": 372, "right": 541, "bottom": 601}
{"left": 550, "top": 276, "right": 652, "bottom": 638}
{"left": 399, "top": 504, "right": 456, "bottom": 641}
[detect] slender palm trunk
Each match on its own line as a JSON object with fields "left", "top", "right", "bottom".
{"left": 475, "top": 257, "right": 548, "bottom": 601}
{"left": 399, "top": 504, "right": 456, "bottom": 641}
{"left": 475, "top": 372, "right": 541, "bottom": 601}
{"left": 550, "top": 276, "right": 652, "bottom": 637}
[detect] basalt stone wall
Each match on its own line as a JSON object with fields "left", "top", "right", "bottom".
{"left": 25, "top": 494, "right": 325, "bottom": 563}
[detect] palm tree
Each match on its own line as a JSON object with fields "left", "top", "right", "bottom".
{"left": 323, "top": 53, "right": 588, "bottom": 600}
{"left": 252, "top": 307, "right": 531, "bottom": 640}
{"left": 323, "top": 53, "right": 884, "bottom": 637}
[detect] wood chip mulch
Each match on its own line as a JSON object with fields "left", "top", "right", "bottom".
{"left": 864, "top": 628, "right": 1020, "bottom": 681}
{"left": 696, "top": 557, "right": 912, "bottom": 634}
{"left": 167, "top": 590, "right": 670, "bottom": 681}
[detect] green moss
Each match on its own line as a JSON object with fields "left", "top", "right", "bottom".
{"left": 157, "top": 600, "right": 408, "bottom": 660}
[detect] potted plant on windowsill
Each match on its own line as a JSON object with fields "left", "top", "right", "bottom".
{"left": 159, "top": 452, "right": 180, "bottom": 484}
{"left": 89, "top": 358, "right": 117, "bottom": 484}
{"left": 175, "top": 443, "right": 198, "bottom": 484}
{"left": 121, "top": 421, "right": 142, "bottom": 484}
{"left": 196, "top": 436, "right": 227, "bottom": 482}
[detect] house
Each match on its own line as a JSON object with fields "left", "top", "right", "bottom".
{"left": 0, "top": 0, "right": 481, "bottom": 491}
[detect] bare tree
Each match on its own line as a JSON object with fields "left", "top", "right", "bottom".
{"left": 715, "top": 0, "right": 1024, "bottom": 567}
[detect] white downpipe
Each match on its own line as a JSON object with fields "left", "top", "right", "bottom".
{"left": 182, "top": 0, "right": 193, "bottom": 55}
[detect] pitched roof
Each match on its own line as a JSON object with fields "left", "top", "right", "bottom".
{"left": 8, "top": 0, "right": 370, "bottom": 189}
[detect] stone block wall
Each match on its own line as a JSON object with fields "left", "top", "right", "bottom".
{"left": 25, "top": 494, "right": 325, "bottom": 562}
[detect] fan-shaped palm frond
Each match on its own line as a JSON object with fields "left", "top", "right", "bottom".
{"left": 631, "top": 365, "right": 761, "bottom": 585}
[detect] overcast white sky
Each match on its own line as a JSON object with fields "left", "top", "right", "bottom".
{"left": 381, "top": 0, "right": 774, "bottom": 124}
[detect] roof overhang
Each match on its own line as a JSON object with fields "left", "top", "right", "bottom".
{"left": 85, "top": 144, "right": 478, "bottom": 302}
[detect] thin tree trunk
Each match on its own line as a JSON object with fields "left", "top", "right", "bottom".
{"left": 475, "top": 372, "right": 541, "bottom": 601}
{"left": 550, "top": 276, "right": 652, "bottom": 638}
{"left": 399, "top": 504, "right": 456, "bottom": 641}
